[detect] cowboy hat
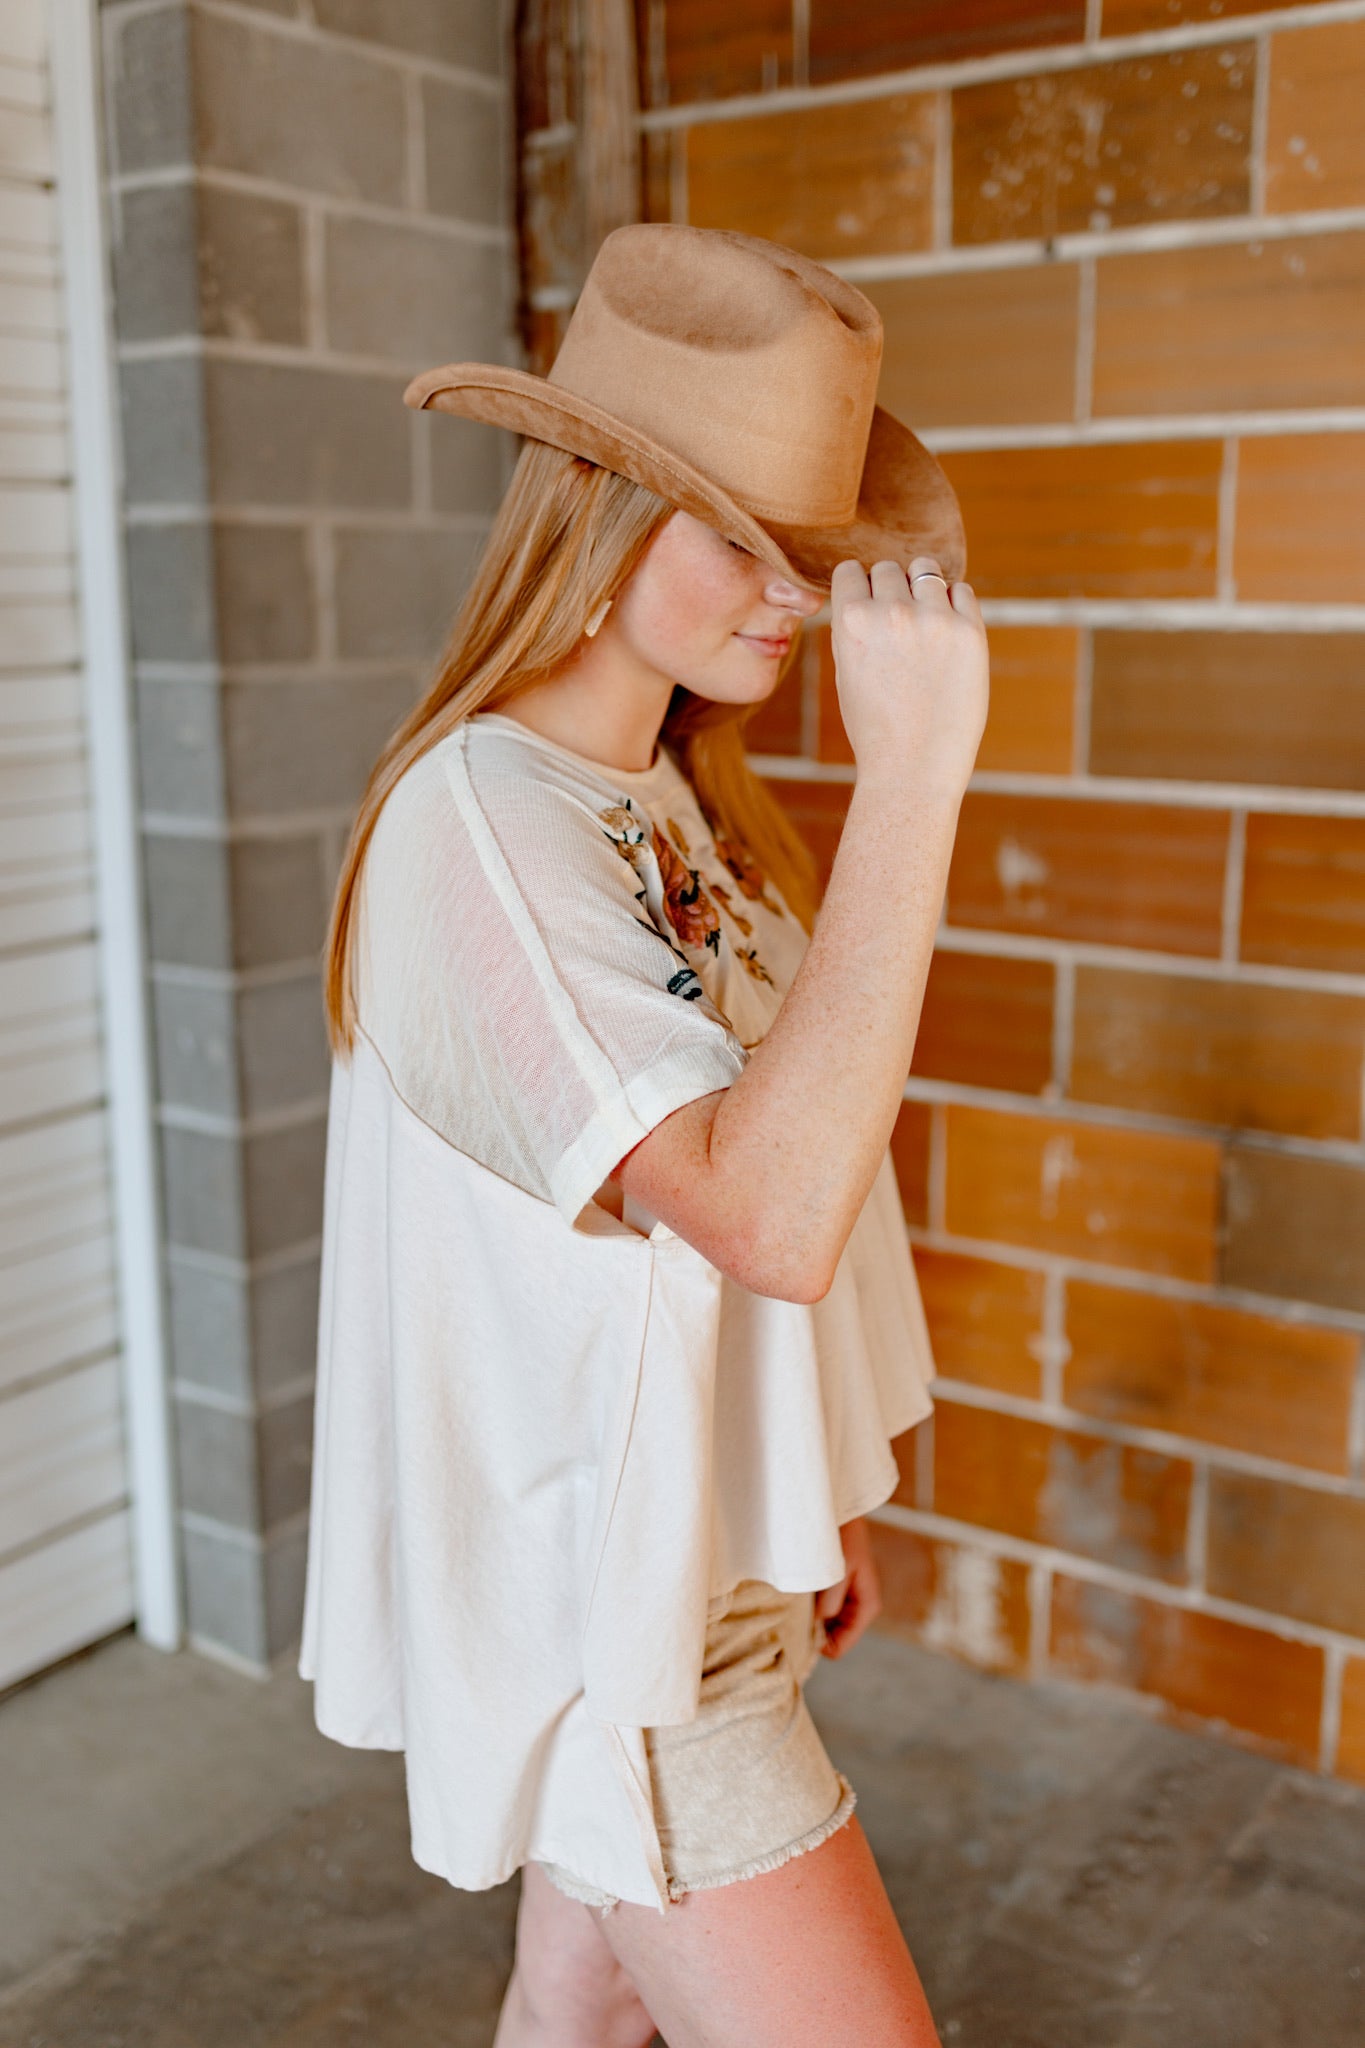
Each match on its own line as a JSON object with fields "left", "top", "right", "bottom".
{"left": 402, "top": 223, "right": 965, "bottom": 595}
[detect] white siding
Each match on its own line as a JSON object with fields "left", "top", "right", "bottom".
{"left": 0, "top": 0, "right": 134, "bottom": 1689}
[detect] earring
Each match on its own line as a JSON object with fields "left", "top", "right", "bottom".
{"left": 584, "top": 597, "right": 612, "bottom": 640}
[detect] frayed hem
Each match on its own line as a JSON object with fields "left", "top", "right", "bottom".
{"left": 662, "top": 1770, "right": 859, "bottom": 1902}
{"left": 536, "top": 1772, "right": 859, "bottom": 1915}
{"left": 535, "top": 1862, "right": 623, "bottom": 1915}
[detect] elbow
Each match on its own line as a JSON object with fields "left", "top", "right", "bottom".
{"left": 724, "top": 1225, "right": 840, "bottom": 1305}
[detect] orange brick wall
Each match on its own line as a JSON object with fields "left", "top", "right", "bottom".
{"left": 526, "top": 1, "right": 1365, "bottom": 1779}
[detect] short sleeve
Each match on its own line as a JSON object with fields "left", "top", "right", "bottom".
{"left": 355, "top": 725, "right": 748, "bottom": 1228}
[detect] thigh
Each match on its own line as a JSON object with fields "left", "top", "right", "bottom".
{"left": 508, "top": 1860, "right": 656, "bottom": 2045}
{"left": 596, "top": 1812, "right": 941, "bottom": 2048}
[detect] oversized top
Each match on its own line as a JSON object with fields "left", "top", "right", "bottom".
{"left": 297, "top": 710, "right": 936, "bottom": 1912}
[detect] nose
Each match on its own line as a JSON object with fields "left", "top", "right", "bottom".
{"left": 762, "top": 572, "right": 825, "bottom": 617}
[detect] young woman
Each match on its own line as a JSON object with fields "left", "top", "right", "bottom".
{"left": 299, "top": 225, "right": 988, "bottom": 2048}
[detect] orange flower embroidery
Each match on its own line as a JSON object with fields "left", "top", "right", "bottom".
{"left": 713, "top": 831, "right": 783, "bottom": 915}
{"left": 652, "top": 825, "right": 721, "bottom": 953}
{"left": 710, "top": 879, "right": 753, "bottom": 937}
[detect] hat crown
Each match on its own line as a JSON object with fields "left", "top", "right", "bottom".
{"left": 546, "top": 225, "right": 884, "bottom": 527}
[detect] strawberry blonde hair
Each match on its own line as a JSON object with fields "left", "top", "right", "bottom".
{"left": 323, "top": 437, "right": 820, "bottom": 1055}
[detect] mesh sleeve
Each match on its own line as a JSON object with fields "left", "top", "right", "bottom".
{"left": 356, "top": 728, "right": 748, "bottom": 1229}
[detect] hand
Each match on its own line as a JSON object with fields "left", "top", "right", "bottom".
{"left": 814, "top": 1516, "right": 882, "bottom": 1659}
{"left": 828, "top": 553, "right": 989, "bottom": 803}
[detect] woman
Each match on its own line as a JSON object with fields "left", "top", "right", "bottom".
{"left": 299, "top": 224, "right": 988, "bottom": 2048}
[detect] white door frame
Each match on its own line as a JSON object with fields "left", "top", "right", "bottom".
{"left": 47, "top": 0, "right": 181, "bottom": 1651}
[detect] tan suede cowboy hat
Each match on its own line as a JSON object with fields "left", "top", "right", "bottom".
{"left": 402, "top": 224, "right": 965, "bottom": 595}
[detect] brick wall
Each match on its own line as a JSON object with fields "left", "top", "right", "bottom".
{"left": 102, "top": 0, "right": 515, "bottom": 1668}
{"left": 616, "top": 0, "right": 1365, "bottom": 1777}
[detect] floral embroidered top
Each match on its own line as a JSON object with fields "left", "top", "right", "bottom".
{"left": 298, "top": 709, "right": 937, "bottom": 1915}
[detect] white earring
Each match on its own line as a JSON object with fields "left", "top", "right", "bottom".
{"left": 584, "top": 597, "right": 612, "bottom": 640}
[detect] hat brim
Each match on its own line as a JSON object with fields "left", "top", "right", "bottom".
{"left": 403, "top": 362, "right": 965, "bottom": 595}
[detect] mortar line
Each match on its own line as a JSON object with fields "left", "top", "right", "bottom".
{"left": 1220, "top": 808, "right": 1248, "bottom": 966}
{"left": 819, "top": 202, "right": 1365, "bottom": 278}
{"left": 932, "top": 90, "right": 953, "bottom": 251}
{"left": 109, "top": 161, "right": 512, "bottom": 240}
{"left": 1070, "top": 625, "right": 1092, "bottom": 777}
{"left": 1217, "top": 436, "right": 1240, "bottom": 601}
{"left": 170, "top": 1371, "right": 314, "bottom": 1418}
{"left": 126, "top": 505, "right": 492, "bottom": 535}
{"left": 873, "top": 1500, "right": 1365, "bottom": 1658}
{"left": 644, "top": 0, "right": 668, "bottom": 111}
{"left": 928, "top": 1375, "right": 1365, "bottom": 1492}
{"left": 1028, "top": 1561, "right": 1053, "bottom": 1680}
{"left": 906, "top": 1229, "right": 1365, "bottom": 1335}
{"left": 670, "top": 125, "right": 688, "bottom": 223}
{"left": 179, "top": 1503, "right": 310, "bottom": 1549}
{"left": 1250, "top": 30, "right": 1273, "bottom": 218}
{"left": 927, "top": 1100, "right": 948, "bottom": 1232}
{"left": 756, "top": 755, "right": 1365, "bottom": 816}
{"left": 791, "top": 0, "right": 810, "bottom": 90}
{"left": 311, "top": 519, "right": 337, "bottom": 663}
{"left": 896, "top": 1069, "right": 1365, "bottom": 1162}
{"left": 403, "top": 66, "right": 425, "bottom": 213}
{"left": 636, "top": 1, "right": 1365, "bottom": 130}
{"left": 182, "top": 0, "right": 507, "bottom": 97}
{"left": 1347, "top": 1339, "right": 1365, "bottom": 1481}
{"left": 799, "top": 631, "right": 820, "bottom": 758}
{"left": 977, "top": 599, "right": 1365, "bottom": 629}
{"left": 1048, "top": 954, "right": 1074, "bottom": 1105}
{"left": 891, "top": 920, "right": 1365, "bottom": 997}
{"left": 410, "top": 408, "right": 433, "bottom": 517}
{"left": 926, "top": 407, "right": 1365, "bottom": 449}
{"left": 1185, "top": 1462, "right": 1210, "bottom": 1590}
{"left": 915, "top": 1411, "right": 936, "bottom": 1512}
{"left": 151, "top": 958, "right": 325, "bottom": 992}
{"left": 1320, "top": 1640, "right": 1345, "bottom": 1771}
{"left": 164, "top": 1236, "right": 322, "bottom": 1281}
{"left": 1038, "top": 1268, "right": 1069, "bottom": 1408}
{"left": 1073, "top": 254, "right": 1096, "bottom": 423}
{"left": 156, "top": 1095, "right": 329, "bottom": 1138}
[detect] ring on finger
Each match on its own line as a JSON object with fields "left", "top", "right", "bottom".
{"left": 910, "top": 569, "right": 947, "bottom": 588}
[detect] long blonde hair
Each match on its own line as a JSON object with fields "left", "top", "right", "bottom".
{"left": 323, "top": 437, "right": 820, "bottom": 1055}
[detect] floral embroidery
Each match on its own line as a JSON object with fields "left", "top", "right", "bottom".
{"left": 598, "top": 802, "right": 718, "bottom": 1000}
{"left": 709, "top": 879, "right": 753, "bottom": 937}
{"left": 712, "top": 829, "right": 784, "bottom": 917}
{"left": 651, "top": 825, "right": 721, "bottom": 953}
{"left": 734, "top": 946, "right": 775, "bottom": 986}
{"left": 665, "top": 816, "right": 692, "bottom": 858}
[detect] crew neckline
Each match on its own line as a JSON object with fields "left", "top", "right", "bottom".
{"left": 471, "top": 710, "right": 683, "bottom": 791}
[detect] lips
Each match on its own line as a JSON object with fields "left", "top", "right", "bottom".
{"left": 736, "top": 632, "right": 792, "bottom": 657}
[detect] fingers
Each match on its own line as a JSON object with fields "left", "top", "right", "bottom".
{"left": 948, "top": 575, "right": 981, "bottom": 624}
{"left": 907, "top": 554, "right": 951, "bottom": 609}
{"left": 869, "top": 558, "right": 910, "bottom": 602}
{"left": 830, "top": 558, "right": 869, "bottom": 613}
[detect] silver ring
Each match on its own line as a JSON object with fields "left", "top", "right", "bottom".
{"left": 910, "top": 570, "right": 947, "bottom": 587}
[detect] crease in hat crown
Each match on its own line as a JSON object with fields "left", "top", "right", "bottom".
{"left": 403, "top": 223, "right": 966, "bottom": 593}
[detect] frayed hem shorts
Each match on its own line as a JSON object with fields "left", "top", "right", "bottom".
{"left": 539, "top": 1578, "right": 856, "bottom": 1914}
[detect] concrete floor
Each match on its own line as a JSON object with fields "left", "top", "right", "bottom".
{"left": 1, "top": 1627, "right": 1362, "bottom": 2047}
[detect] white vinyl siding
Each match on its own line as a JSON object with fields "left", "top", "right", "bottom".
{"left": 0, "top": 0, "right": 134, "bottom": 1690}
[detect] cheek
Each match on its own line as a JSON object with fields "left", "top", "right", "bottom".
{"left": 626, "top": 552, "right": 754, "bottom": 652}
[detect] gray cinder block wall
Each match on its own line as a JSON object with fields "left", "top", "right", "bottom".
{"left": 101, "top": 0, "right": 517, "bottom": 1669}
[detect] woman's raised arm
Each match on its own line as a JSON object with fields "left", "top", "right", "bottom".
{"left": 611, "top": 554, "right": 989, "bottom": 1302}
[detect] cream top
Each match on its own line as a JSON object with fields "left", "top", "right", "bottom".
{"left": 298, "top": 710, "right": 936, "bottom": 1911}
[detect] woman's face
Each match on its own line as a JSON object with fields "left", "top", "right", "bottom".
{"left": 609, "top": 509, "right": 824, "bottom": 705}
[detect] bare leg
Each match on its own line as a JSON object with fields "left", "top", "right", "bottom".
{"left": 492, "top": 1861, "right": 658, "bottom": 2048}
{"left": 597, "top": 1815, "right": 940, "bottom": 2048}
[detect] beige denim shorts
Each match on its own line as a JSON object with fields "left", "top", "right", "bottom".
{"left": 540, "top": 1578, "right": 856, "bottom": 1913}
